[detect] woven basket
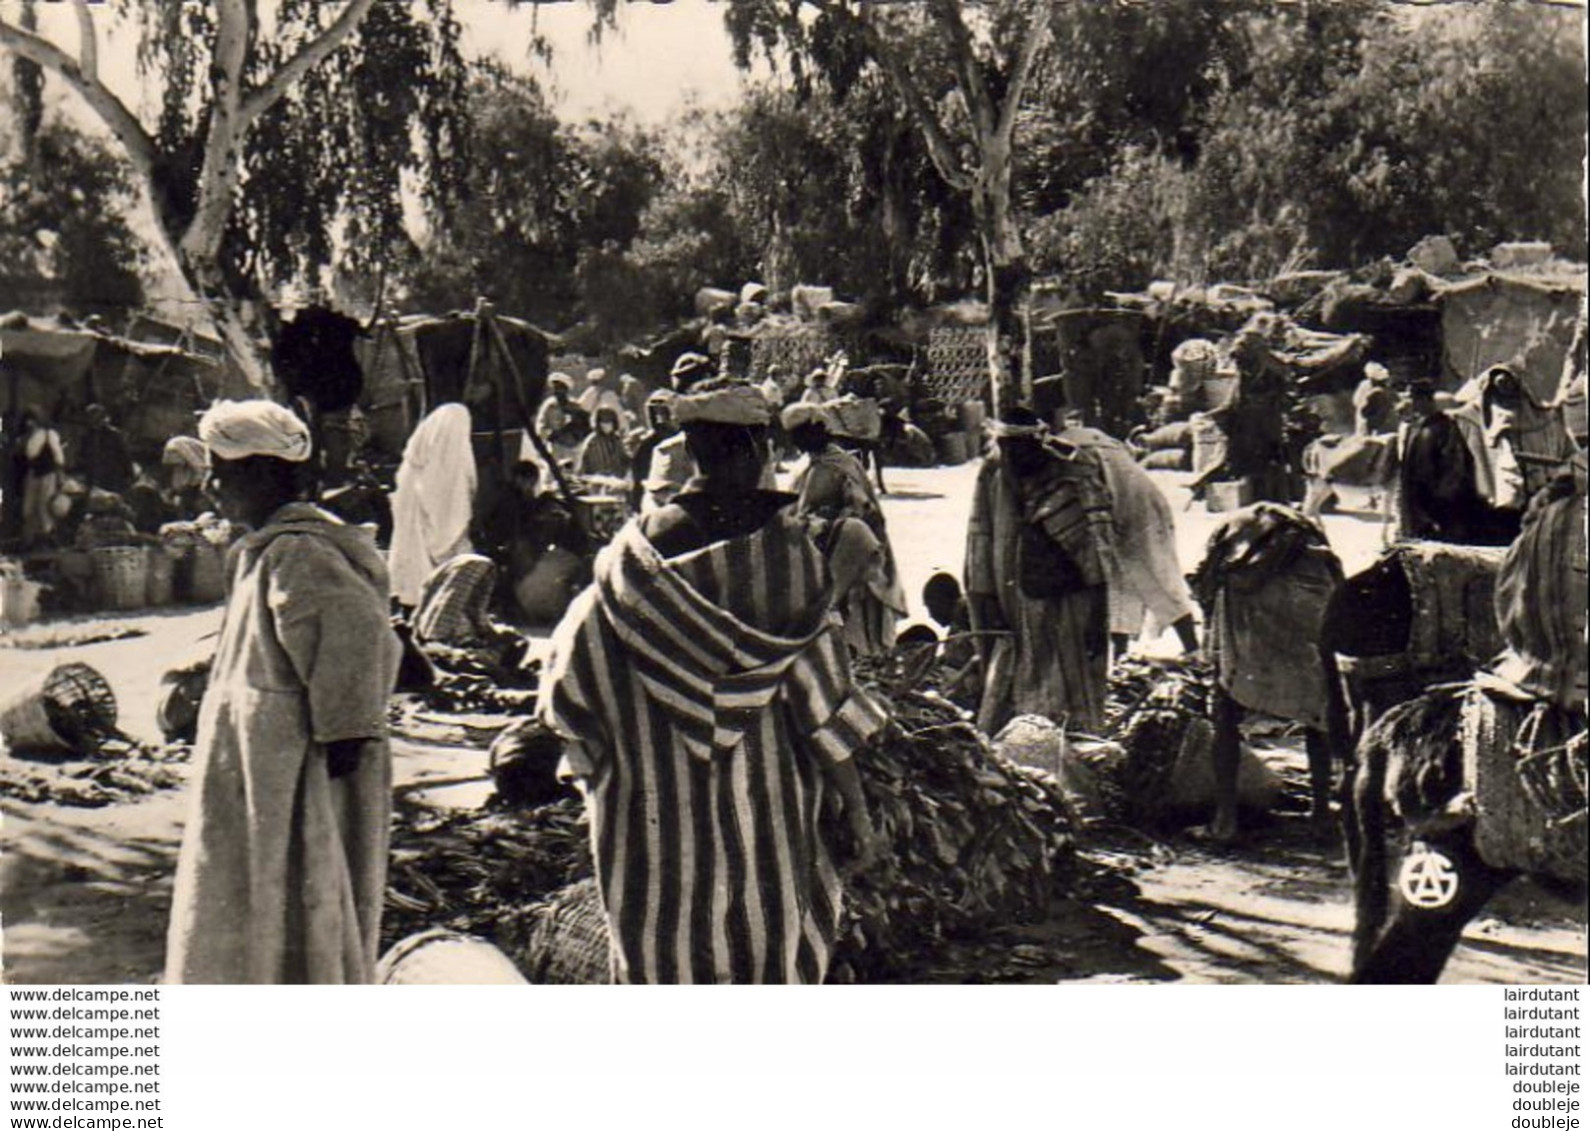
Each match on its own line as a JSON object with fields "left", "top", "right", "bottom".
{"left": 377, "top": 930, "right": 529, "bottom": 985}
{"left": 145, "top": 546, "right": 177, "bottom": 607}
{"left": 184, "top": 543, "right": 228, "bottom": 605}
{"left": 519, "top": 879, "right": 612, "bottom": 985}
{"left": 91, "top": 546, "right": 148, "bottom": 612}
{"left": 0, "top": 662, "right": 117, "bottom": 755}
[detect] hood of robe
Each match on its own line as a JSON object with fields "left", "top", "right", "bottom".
{"left": 238, "top": 502, "right": 391, "bottom": 594}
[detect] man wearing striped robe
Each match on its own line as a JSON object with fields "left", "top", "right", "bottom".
{"left": 965, "top": 408, "right": 1112, "bottom": 736}
{"left": 539, "top": 380, "right": 884, "bottom": 984}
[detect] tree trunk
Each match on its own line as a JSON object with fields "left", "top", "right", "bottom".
{"left": 974, "top": 147, "right": 1028, "bottom": 417}
{"left": 181, "top": 246, "right": 273, "bottom": 394}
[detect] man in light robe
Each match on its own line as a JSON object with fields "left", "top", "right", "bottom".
{"left": 164, "top": 399, "right": 401, "bottom": 984}
{"left": 965, "top": 408, "right": 1113, "bottom": 736}
{"left": 540, "top": 379, "right": 883, "bottom": 984}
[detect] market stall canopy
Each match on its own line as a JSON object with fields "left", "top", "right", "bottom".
{"left": 1, "top": 312, "right": 225, "bottom": 460}
{"left": 1435, "top": 267, "right": 1586, "bottom": 404}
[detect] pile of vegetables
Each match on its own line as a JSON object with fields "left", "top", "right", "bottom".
{"left": 824, "top": 666, "right": 1076, "bottom": 983}
{"left": 381, "top": 796, "right": 591, "bottom": 956}
{"left": 0, "top": 739, "right": 189, "bottom": 808}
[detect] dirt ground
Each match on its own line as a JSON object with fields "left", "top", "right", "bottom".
{"left": 3, "top": 463, "right": 1585, "bottom": 985}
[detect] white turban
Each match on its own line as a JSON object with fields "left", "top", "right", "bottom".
{"left": 780, "top": 401, "right": 833, "bottom": 432}
{"left": 198, "top": 399, "right": 312, "bottom": 463}
{"left": 162, "top": 435, "right": 210, "bottom": 472}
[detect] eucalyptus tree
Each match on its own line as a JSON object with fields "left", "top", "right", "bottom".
{"left": 0, "top": 0, "right": 470, "bottom": 387}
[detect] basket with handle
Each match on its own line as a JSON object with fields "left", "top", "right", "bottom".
{"left": 91, "top": 546, "right": 148, "bottom": 612}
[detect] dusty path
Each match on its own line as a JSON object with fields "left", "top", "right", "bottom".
{"left": 2, "top": 463, "right": 1584, "bottom": 984}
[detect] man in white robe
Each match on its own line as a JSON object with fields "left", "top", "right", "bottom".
{"left": 165, "top": 400, "right": 401, "bottom": 984}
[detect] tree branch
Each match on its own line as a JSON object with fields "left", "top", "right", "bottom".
{"left": 70, "top": 0, "right": 96, "bottom": 84}
{"left": 238, "top": 0, "right": 377, "bottom": 127}
{"left": 179, "top": 0, "right": 252, "bottom": 263}
{"left": 852, "top": 6, "right": 975, "bottom": 193}
{"left": 0, "top": 15, "right": 157, "bottom": 181}
{"left": 928, "top": 0, "right": 995, "bottom": 139}
{"left": 995, "top": 0, "right": 1054, "bottom": 145}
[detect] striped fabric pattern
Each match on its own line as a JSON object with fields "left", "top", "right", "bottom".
{"left": 1491, "top": 466, "right": 1588, "bottom": 712}
{"left": 965, "top": 456, "right": 1108, "bottom": 735}
{"left": 412, "top": 554, "right": 496, "bottom": 647}
{"left": 1017, "top": 439, "right": 1115, "bottom": 588}
{"left": 539, "top": 514, "right": 887, "bottom": 983}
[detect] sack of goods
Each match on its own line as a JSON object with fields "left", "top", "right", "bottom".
{"left": 825, "top": 395, "right": 883, "bottom": 442}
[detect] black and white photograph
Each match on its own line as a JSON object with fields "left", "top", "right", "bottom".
{"left": 0, "top": 0, "right": 1584, "bottom": 1012}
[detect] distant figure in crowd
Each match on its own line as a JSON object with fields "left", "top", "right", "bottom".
{"left": 1301, "top": 361, "right": 1398, "bottom": 519}
{"left": 76, "top": 403, "right": 136, "bottom": 496}
{"left": 1448, "top": 364, "right": 1574, "bottom": 510}
{"left": 18, "top": 407, "right": 66, "bottom": 547}
{"left": 575, "top": 405, "right": 631, "bottom": 480}
{"left": 540, "top": 378, "right": 883, "bottom": 983}
{"left": 1394, "top": 378, "right": 1521, "bottom": 545}
{"left": 965, "top": 407, "right": 1112, "bottom": 736}
{"left": 165, "top": 399, "right": 400, "bottom": 984}
{"left": 644, "top": 352, "right": 716, "bottom": 510}
{"left": 1032, "top": 377, "right": 1197, "bottom": 658}
{"left": 923, "top": 571, "right": 981, "bottom": 709}
{"left": 785, "top": 402, "right": 907, "bottom": 656}
{"left": 1192, "top": 502, "right": 1345, "bottom": 844}
{"left": 161, "top": 436, "right": 212, "bottom": 517}
{"left": 628, "top": 389, "right": 677, "bottom": 510}
{"left": 618, "top": 373, "right": 647, "bottom": 424}
{"left": 535, "top": 374, "right": 587, "bottom": 464}
{"left": 389, "top": 402, "right": 477, "bottom": 608}
{"left": 802, "top": 366, "right": 836, "bottom": 405}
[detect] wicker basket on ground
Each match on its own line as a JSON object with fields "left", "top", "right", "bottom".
{"left": 91, "top": 546, "right": 148, "bottom": 612}
{"left": 145, "top": 546, "right": 178, "bottom": 607}
{"left": 183, "top": 543, "right": 229, "bottom": 605}
{"left": 0, "top": 662, "right": 118, "bottom": 755}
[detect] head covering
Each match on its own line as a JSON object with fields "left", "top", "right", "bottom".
{"left": 646, "top": 388, "right": 677, "bottom": 409}
{"left": 1171, "top": 338, "right": 1217, "bottom": 367}
{"left": 804, "top": 367, "right": 831, "bottom": 389}
{"left": 740, "top": 282, "right": 769, "bottom": 306}
{"left": 780, "top": 401, "right": 833, "bottom": 432}
{"left": 162, "top": 435, "right": 210, "bottom": 472}
{"left": 548, "top": 372, "right": 573, "bottom": 393}
{"left": 198, "top": 399, "right": 312, "bottom": 463}
{"left": 670, "top": 352, "right": 715, "bottom": 392}
{"left": 1364, "top": 362, "right": 1391, "bottom": 384}
{"left": 675, "top": 384, "right": 773, "bottom": 427}
{"left": 388, "top": 403, "right": 477, "bottom": 607}
{"left": 986, "top": 405, "right": 1048, "bottom": 441}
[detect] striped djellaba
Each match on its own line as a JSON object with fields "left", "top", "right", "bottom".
{"left": 539, "top": 514, "right": 887, "bottom": 984}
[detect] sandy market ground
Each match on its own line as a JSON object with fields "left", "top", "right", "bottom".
{"left": 2, "top": 463, "right": 1585, "bottom": 985}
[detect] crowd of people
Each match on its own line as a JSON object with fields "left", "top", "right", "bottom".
{"left": 12, "top": 296, "right": 1572, "bottom": 987}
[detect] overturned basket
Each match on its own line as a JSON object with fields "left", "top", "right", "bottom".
{"left": 0, "top": 662, "right": 118, "bottom": 756}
